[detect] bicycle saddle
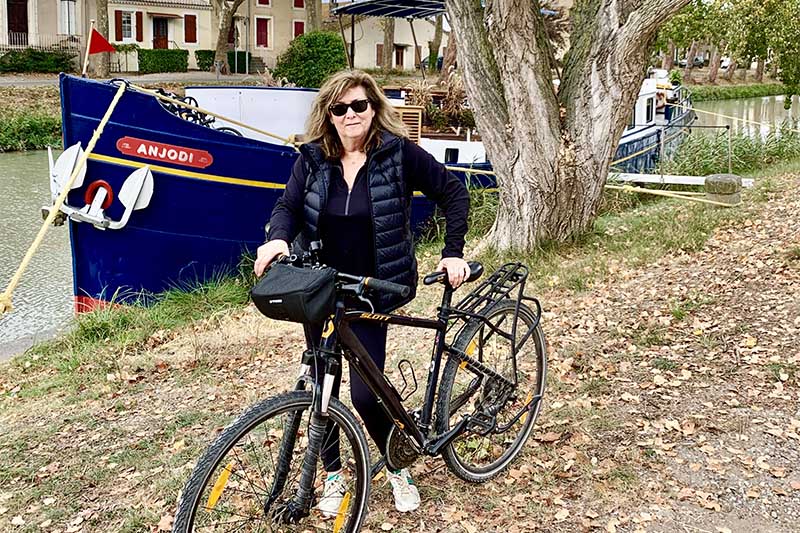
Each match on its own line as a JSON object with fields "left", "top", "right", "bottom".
{"left": 423, "top": 261, "right": 484, "bottom": 286}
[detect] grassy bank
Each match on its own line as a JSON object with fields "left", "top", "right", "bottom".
{"left": 0, "top": 86, "right": 62, "bottom": 152}
{"left": 688, "top": 82, "right": 787, "bottom": 102}
{"left": 0, "top": 160, "right": 795, "bottom": 531}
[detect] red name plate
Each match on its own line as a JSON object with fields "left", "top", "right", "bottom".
{"left": 116, "top": 137, "right": 213, "bottom": 168}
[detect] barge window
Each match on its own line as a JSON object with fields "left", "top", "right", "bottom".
{"left": 627, "top": 111, "right": 636, "bottom": 130}
{"left": 646, "top": 97, "right": 654, "bottom": 123}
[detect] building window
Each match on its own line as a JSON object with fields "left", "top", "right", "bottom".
{"left": 184, "top": 14, "right": 197, "bottom": 44}
{"left": 294, "top": 0, "right": 304, "bottom": 7}
{"left": 256, "top": 17, "right": 270, "bottom": 48}
{"left": 60, "top": 0, "right": 77, "bottom": 35}
{"left": 646, "top": 97, "right": 654, "bottom": 123}
{"left": 121, "top": 12, "right": 133, "bottom": 40}
{"left": 257, "top": 0, "right": 270, "bottom": 5}
{"left": 293, "top": 20, "right": 305, "bottom": 38}
{"left": 394, "top": 45, "right": 404, "bottom": 68}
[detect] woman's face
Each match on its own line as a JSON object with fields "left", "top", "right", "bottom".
{"left": 329, "top": 85, "right": 375, "bottom": 149}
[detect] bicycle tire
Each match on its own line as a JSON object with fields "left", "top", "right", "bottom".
{"left": 173, "top": 390, "right": 370, "bottom": 532}
{"left": 435, "top": 299, "right": 547, "bottom": 482}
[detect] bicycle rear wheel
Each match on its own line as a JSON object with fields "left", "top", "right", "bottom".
{"left": 173, "top": 390, "right": 370, "bottom": 532}
{"left": 435, "top": 299, "right": 547, "bottom": 482}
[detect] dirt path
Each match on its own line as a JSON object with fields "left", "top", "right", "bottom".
{"left": 1, "top": 173, "right": 798, "bottom": 532}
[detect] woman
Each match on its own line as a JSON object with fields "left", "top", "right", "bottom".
{"left": 254, "top": 69, "right": 470, "bottom": 515}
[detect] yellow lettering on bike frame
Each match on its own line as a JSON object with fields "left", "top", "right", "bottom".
{"left": 205, "top": 461, "right": 234, "bottom": 509}
{"left": 321, "top": 320, "right": 335, "bottom": 339}
{"left": 359, "top": 312, "right": 390, "bottom": 321}
{"left": 332, "top": 491, "right": 351, "bottom": 532}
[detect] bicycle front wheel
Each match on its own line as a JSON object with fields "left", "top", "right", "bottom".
{"left": 435, "top": 299, "right": 547, "bottom": 482}
{"left": 173, "top": 390, "right": 370, "bottom": 532}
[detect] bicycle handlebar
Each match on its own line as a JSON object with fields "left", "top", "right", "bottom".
{"left": 362, "top": 277, "right": 411, "bottom": 298}
{"left": 277, "top": 255, "right": 410, "bottom": 298}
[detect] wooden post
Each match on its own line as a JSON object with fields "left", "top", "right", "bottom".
{"left": 81, "top": 19, "right": 95, "bottom": 78}
{"left": 408, "top": 18, "right": 424, "bottom": 80}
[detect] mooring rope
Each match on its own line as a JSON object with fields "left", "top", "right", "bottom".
{"left": 127, "top": 83, "right": 299, "bottom": 149}
{"left": 668, "top": 101, "right": 800, "bottom": 135}
{"left": 0, "top": 82, "right": 128, "bottom": 315}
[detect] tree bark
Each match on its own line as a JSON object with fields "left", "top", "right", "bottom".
{"left": 707, "top": 45, "right": 720, "bottom": 83}
{"left": 213, "top": 0, "right": 245, "bottom": 74}
{"left": 438, "top": 36, "right": 457, "bottom": 83}
{"left": 428, "top": 15, "right": 443, "bottom": 71}
{"left": 684, "top": 40, "right": 698, "bottom": 74}
{"left": 662, "top": 39, "right": 675, "bottom": 70}
{"left": 723, "top": 58, "right": 737, "bottom": 81}
{"left": 381, "top": 18, "right": 394, "bottom": 71}
{"left": 444, "top": 0, "right": 691, "bottom": 247}
{"left": 755, "top": 57, "right": 765, "bottom": 82}
{"left": 305, "top": 0, "right": 322, "bottom": 31}
{"left": 94, "top": 0, "right": 109, "bottom": 77}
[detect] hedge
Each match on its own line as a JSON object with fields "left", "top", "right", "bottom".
{"left": 0, "top": 48, "right": 76, "bottom": 73}
{"left": 194, "top": 50, "right": 251, "bottom": 73}
{"left": 137, "top": 49, "right": 188, "bottom": 74}
{"left": 688, "top": 83, "right": 787, "bottom": 102}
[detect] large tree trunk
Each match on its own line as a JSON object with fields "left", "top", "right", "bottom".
{"left": 381, "top": 18, "right": 394, "bottom": 71}
{"left": 444, "top": 0, "right": 690, "bottom": 247}
{"left": 438, "top": 36, "right": 457, "bottom": 83}
{"left": 684, "top": 40, "right": 698, "bottom": 75}
{"left": 213, "top": 0, "right": 245, "bottom": 74}
{"left": 723, "top": 59, "right": 737, "bottom": 81}
{"left": 95, "top": 0, "right": 109, "bottom": 77}
{"left": 755, "top": 57, "right": 765, "bottom": 82}
{"left": 662, "top": 39, "right": 675, "bottom": 70}
{"left": 428, "top": 15, "right": 443, "bottom": 71}
{"left": 305, "top": 0, "right": 322, "bottom": 31}
{"left": 707, "top": 45, "right": 720, "bottom": 83}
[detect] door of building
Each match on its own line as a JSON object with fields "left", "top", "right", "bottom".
{"left": 153, "top": 18, "right": 168, "bottom": 49}
{"left": 7, "top": 0, "right": 29, "bottom": 46}
{"left": 394, "top": 45, "right": 404, "bottom": 69}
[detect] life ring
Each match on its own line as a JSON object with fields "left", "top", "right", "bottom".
{"left": 84, "top": 180, "right": 114, "bottom": 210}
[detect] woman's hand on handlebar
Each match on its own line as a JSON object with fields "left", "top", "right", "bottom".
{"left": 436, "top": 257, "right": 471, "bottom": 288}
{"left": 254, "top": 239, "right": 290, "bottom": 276}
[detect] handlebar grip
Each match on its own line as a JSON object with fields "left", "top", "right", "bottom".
{"left": 423, "top": 271, "right": 446, "bottom": 285}
{"left": 364, "top": 277, "right": 411, "bottom": 298}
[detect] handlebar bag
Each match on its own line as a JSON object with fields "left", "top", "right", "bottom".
{"left": 251, "top": 264, "right": 336, "bottom": 323}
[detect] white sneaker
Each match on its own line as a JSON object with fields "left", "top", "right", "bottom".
{"left": 318, "top": 471, "right": 346, "bottom": 518}
{"left": 386, "top": 468, "right": 420, "bottom": 513}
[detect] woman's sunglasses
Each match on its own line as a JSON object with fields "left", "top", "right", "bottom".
{"left": 329, "top": 99, "right": 370, "bottom": 117}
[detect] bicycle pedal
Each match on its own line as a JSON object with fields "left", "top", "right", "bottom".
{"left": 467, "top": 411, "right": 496, "bottom": 433}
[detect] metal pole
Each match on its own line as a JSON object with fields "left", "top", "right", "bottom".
{"left": 408, "top": 18, "right": 424, "bottom": 80}
{"left": 659, "top": 127, "right": 665, "bottom": 184}
{"left": 338, "top": 15, "right": 352, "bottom": 69}
{"left": 727, "top": 125, "right": 732, "bottom": 174}
{"left": 246, "top": 0, "right": 251, "bottom": 74}
{"left": 350, "top": 15, "right": 355, "bottom": 69}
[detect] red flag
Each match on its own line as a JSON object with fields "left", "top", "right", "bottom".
{"left": 88, "top": 28, "right": 115, "bottom": 55}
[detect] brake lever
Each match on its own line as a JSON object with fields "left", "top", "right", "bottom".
{"left": 343, "top": 280, "right": 375, "bottom": 313}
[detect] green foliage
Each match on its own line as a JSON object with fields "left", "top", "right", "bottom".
{"left": 664, "top": 124, "right": 800, "bottom": 176}
{"left": 669, "top": 69, "right": 682, "bottom": 85}
{"left": 227, "top": 51, "right": 251, "bottom": 74}
{"left": 137, "top": 49, "right": 188, "bottom": 74}
{"left": 273, "top": 31, "right": 347, "bottom": 88}
{"left": 688, "top": 83, "right": 787, "bottom": 102}
{"left": 0, "top": 48, "right": 76, "bottom": 73}
{"left": 0, "top": 112, "right": 61, "bottom": 151}
{"left": 194, "top": 50, "right": 214, "bottom": 71}
{"left": 113, "top": 43, "right": 140, "bottom": 54}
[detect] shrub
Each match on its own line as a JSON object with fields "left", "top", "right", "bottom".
{"left": 688, "top": 83, "right": 786, "bottom": 102}
{"left": 273, "top": 31, "right": 347, "bottom": 88}
{"left": 137, "top": 49, "right": 188, "bottom": 74}
{"left": 195, "top": 50, "right": 215, "bottom": 71}
{"left": 0, "top": 112, "right": 61, "bottom": 151}
{"left": 227, "top": 51, "right": 251, "bottom": 74}
{"left": 0, "top": 48, "right": 76, "bottom": 73}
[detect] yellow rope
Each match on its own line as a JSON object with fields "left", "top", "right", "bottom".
{"left": 0, "top": 82, "right": 128, "bottom": 315}
{"left": 128, "top": 83, "right": 299, "bottom": 149}
{"left": 604, "top": 184, "right": 739, "bottom": 207}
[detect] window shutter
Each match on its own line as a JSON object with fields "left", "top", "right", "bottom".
{"left": 256, "top": 18, "right": 268, "bottom": 47}
{"left": 376, "top": 44, "right": 383, "bottom": 67}
{"left": 114, "top": 11, "right": 123, "bottom": 41}
{"left": 184, "top": 14, "right": 197, "bottom": 43}
{"left": 294, "top": 0, "right": 304, "bottom": 7}
{"left": 293, "top": 21, "right": 304, "bottom": 38}
{"left": 135, "top": 12, "right": 143, "bottom": 42}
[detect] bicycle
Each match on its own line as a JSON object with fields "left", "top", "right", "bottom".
{"left": 172, "top": 247, "right": 547, "bottom": 532}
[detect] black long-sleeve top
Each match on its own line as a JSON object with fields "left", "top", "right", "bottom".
{"left": 267, "top": 138, "right": 470, "bottom": 261}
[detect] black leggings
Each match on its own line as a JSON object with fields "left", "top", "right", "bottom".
{"left": 308, "top": 320, "right": 392, "bottom": 472}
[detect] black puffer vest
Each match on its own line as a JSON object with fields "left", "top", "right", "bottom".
{"left": 299, "top": 132, "right": 416, "bottom": 311}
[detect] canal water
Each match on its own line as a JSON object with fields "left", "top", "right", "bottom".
{"left": 694, "top": 94, "right": 800, "bottom": 135}
{"left": 0, "top": 150, "right": 73, "bottom": 360}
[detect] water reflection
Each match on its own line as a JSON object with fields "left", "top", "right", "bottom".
{"left": 0, "top": 151, "right": 73, "bottom": 359}
{"left": 694, "top": 95, "right": 800, "bottom": 137}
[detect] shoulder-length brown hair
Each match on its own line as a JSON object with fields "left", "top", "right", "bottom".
{"left": 305, "top": 69, "right": 408, "bottom": 159}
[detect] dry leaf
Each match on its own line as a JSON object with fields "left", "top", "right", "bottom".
{"left": 380, "top": 522, "right": 394, "bottom": 531}
{"left": 791, "top": 480, "right": 800, "bottom": 491}
{"left": 555, "top": 508, "right": 570, "bottom": 521}
{"left": 157, "top": 514, "right": 173, "bottom": 531}
{"left": 11, "top": 515, "right": 25, "bottom": 526}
